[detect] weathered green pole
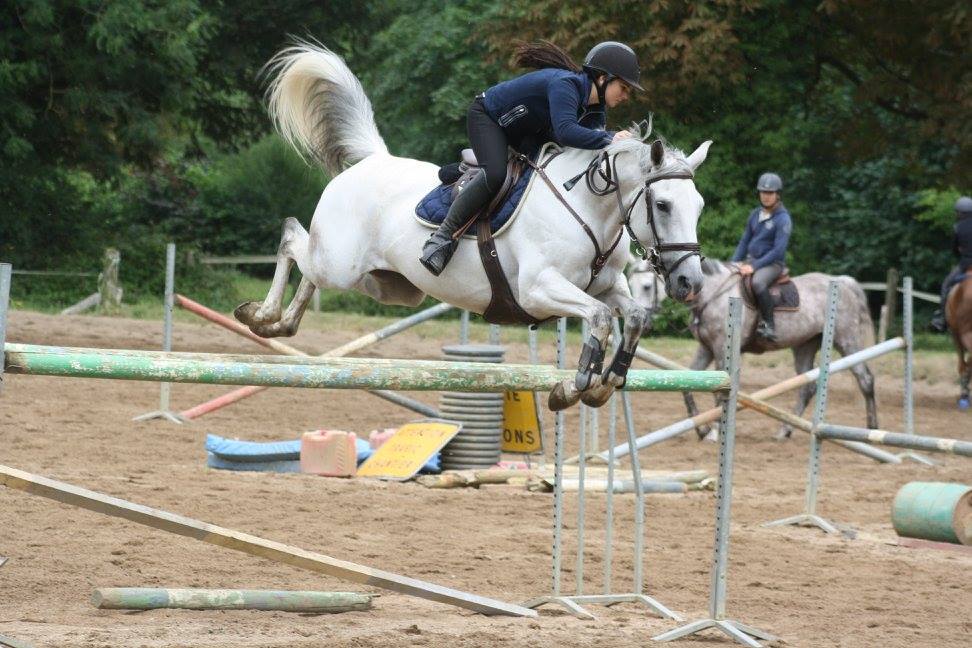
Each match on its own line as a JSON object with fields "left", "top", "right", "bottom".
{"left": 3, "top": 343, "right": 729, "bottom": 393}
{"left": 816, "top": 424, "right": 972, "bottom": 458}
{"left": 92, "top": 588, "right": 371, "bottom": 612}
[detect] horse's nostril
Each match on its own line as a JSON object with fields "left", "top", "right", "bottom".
{"left": 677, "top": 275, "right": 690, "bottom": 289}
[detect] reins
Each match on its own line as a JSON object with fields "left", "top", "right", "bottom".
{"left": 692, "top": 265, "right": 742, "bottom": 321}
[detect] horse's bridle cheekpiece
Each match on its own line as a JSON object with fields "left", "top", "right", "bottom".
{"left": 533, "top": 148, "right": 701, "bottom": 287}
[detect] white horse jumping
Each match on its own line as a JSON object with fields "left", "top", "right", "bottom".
{"left": 235, "top": 42, "right": 712, "bottom": 410}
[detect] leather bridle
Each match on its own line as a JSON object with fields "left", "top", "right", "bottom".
{"left": 522, "top": 148, "right": 702, "bottom": 291}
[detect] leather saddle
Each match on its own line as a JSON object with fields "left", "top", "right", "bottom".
{"left": 438, "top": 148, "right": 539, "bottom": 325}
{"left": 741, "top": 269, "right": 800, "bottom": 312}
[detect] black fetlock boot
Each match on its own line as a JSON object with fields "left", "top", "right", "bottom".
{"left": 420, "top": 171, "right": 494, "bottom": 276}
{"left": 755, "top": 295, "right": 777, "bottom": 341}
{"left": 930, "top": 309, "right": 947, "bottom": 333}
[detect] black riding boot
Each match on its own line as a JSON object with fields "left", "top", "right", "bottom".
{"left": 755, "top": 293, "right": 777, "bottom": 341}
{"left": 420, "top": 171, "right": 494, "bottom": 276}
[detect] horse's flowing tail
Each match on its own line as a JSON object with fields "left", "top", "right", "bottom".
{"left": 264, "top": 41, "right": 388, "bottom": 176}
{"left": 841, "top": 276, "right": 876, "bottom": 347}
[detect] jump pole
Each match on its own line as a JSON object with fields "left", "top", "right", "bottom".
{"left": 654, "top": 298, "right": 776, "bottom": 647}
{"left": 632, "top": 348, "right": 900, "bottom": 464}
{"left": 0, "top": 464, "right": 534, "bottom": 617}
{"left": 602, "top": 336, "right": 906, "bottom": 460}
{"left": 92, "top": 588, "right": 371, "bottom": 612}
{"left": 133, "top": 243, "right": 185, "bottom": 424}
{"left": 2, "top": 344, "right": 730, "bottom": 393}
{"left": 174, "top": 294, "right": 444, "bottom": 419}
{"left": 816, "top": 424, "right": 972, "bottom": 457}
{"left": 176, "top": 300, "right": 454, "bottom": 419}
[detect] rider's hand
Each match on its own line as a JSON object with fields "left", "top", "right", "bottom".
{"left": 612, "top": 130, "right": 633, "bottom": 143}
{"left": 738, "top": 263, "right": 754, "bottom": 276}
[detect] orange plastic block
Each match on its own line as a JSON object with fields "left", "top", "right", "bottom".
{"left": 300, "top": 430, "right": 358, "bottom": 477}
{"left": 368, "top": 428, "right": 398, "bottom": 450}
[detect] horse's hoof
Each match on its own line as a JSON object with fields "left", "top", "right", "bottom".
{"left": 580, "top": 383, "right": 615, "bottom": 408}
{"left": 549, "top": 380, "right": 582, "bottom": 411}
{"left": 959, "top": 397, "right": 970, "bottom": 411}
{"left": 702, "top": 428, "right": 718, "bottom": 443}
{"left": 774, "top": 427, "right": 793, "bottom": 441}
{"left": 695, "top": 426, "right": 712, "bottom": 441}
{"left": 234, "top": 301, "right": 262, "bottom": 326}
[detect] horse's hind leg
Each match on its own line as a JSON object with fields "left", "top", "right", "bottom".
{"left": 245, "top": 277, "right": 316, "bottom": 338}
{"left": 235, "top": 218, "right": 308, "bottom": 331}
{"left": 835, "top": 338, "right": 879, "bottom": 429}
{"left": 779, "top": 338, "right": 820, "bottom": 440}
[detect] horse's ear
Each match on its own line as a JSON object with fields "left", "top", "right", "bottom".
{"left": 650, "top": 139, "right": 665, "bottom": 167}
{"left": 686, "top": 140, "right": 713, "bottom": 172}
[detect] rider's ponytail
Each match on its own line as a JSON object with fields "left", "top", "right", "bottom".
{"left": 513, "top": 40, "right": 581, "bottom": 73}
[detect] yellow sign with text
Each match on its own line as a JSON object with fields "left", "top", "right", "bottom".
{"left": 357, "top": 420, "right": 461, "bottom": 480}
{"left": 502, "top": 391, "right": 543, "bottom": 454}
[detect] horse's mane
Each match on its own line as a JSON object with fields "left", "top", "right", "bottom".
{"left": 604, "top": 117, "right": 692, "bottom": 175}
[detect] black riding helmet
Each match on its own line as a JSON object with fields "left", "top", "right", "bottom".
{"left": 583, "top": 41, "right": 643, "bottom": 105}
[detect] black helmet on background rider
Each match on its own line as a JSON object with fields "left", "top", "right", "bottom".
{"left": 756, "top": 172, "right": 783, "bottom": 193}
{"left": 955, "top": 196, "right": 972, "bottom": 217}
{"left": 583, "top": 41, "right": 644, "bottom": 102}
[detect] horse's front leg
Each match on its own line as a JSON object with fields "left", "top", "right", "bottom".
{"left": 684, "top": 344, "right": 715, "bottom": 439}
{"left": 577, "top": 278, "right": 652, "bottom": 408}
{"left": 519, "top": 269, "right": 613, "bottom": 412}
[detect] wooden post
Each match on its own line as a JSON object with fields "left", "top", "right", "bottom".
{"left": 883, "top": 267, "right": 898, "bottom": 339}
{"left": 98, "top": 248, "right": 123, "bottom": 313}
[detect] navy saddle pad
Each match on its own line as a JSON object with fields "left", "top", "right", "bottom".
{"left": 415, "top": 166, "right": 534, "bottom": 234}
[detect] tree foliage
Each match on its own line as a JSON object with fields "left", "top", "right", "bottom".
{"left": 2, "top": 0, "right": 968, "bottom": 311}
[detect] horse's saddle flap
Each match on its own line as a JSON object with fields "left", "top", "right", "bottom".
{"left": 742, "top": 269, "right": 799, "bottom": 312}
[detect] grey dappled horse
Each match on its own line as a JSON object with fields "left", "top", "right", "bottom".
{"left": 629, "top": 259, "right": 879, "bottom": 439}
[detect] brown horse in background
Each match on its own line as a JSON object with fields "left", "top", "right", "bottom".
{"left": 946, "top": 276, "right": 972, "bottom": 409}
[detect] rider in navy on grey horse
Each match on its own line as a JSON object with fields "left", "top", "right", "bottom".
{"left": 931, "top": 195, "right": 972, "bottom": 332}
{"left": 730, "top": 173, "right": 793, "bottom": 342}
{"left": 420, "top": 40, "right": 641, "bottom": 276}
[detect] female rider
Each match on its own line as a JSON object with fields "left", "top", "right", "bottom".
{"left": 420, "top": 40, "right": 642, "bottom": 276}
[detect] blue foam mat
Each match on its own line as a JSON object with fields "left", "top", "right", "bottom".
{"left": 206, "top": 453, "right": 302, "bottom": 473}
{"left": 205, "top": 433, "right": 440, "bottom": 473}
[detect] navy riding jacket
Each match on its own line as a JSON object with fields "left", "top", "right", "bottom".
{"left": 955, "top": 215, "right": 972, "bottom": 271}
{"left": 731, "top": 204, "right": 793, "bottom": 270}
{"left": 482, "top": 68, "right": 613, "bottom": 153}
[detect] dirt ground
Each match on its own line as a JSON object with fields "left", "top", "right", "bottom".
{"left": 1, "top": 310, "right": 970, "bottom": 648}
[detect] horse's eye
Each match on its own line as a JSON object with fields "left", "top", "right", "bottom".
{"left": 655, "top": 200, "right": 670, "bottom": 213}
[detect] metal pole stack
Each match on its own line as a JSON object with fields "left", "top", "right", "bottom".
{"left": 654, "top": 298, "right": 776, "bottom": 647}
{"left": 764, "top": 280, "right": 842, "bottom": 533}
